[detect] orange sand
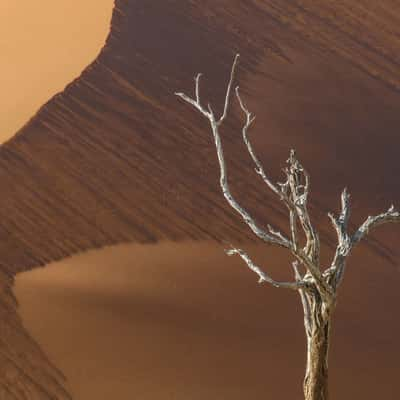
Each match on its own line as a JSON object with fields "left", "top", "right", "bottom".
{"left": 15, "top": 242, "right": 400, "bottom": 399}
{"left": 0, "top": 1, "right": 114, "bottom": 143}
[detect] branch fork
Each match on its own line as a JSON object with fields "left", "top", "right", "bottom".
{"left": 176, "top": 53, "right": 399, "bottom": 400}
{"left": 176, "top": 53, "right": 399, "bottom": 299}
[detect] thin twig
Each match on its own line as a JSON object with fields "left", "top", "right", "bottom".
{"left": 227, "top": 247, "right": 304, "bottom": 290}
{"left": 218, "top": 54, "right": 240, "bottom": 126}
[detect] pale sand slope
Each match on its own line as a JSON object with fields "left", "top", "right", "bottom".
{"left": 14, "top": 242, "right": 400, "bottom": 399}
{"left": 0, "top": 1, "right": 114, "bottom": 143}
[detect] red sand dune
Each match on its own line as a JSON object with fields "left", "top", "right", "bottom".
{"left": 0, "top": 0, "right": 399, "bottom": 398}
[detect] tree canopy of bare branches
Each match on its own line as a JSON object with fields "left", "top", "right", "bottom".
{"left": 176, "top": 54, "right": 399, "bottom": 400}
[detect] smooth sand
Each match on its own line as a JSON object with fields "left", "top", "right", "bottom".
{"left": 0, "top": 1, "right": 114, "bottom": 143}
{"left": 14, "top": 242, "right": 400, "bottom": 399}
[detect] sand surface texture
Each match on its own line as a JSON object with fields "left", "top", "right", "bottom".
{"left": 15, "top": 242, "right": 400, "bottom": 399}
{"left": 1, "top": 1, "right": 399, "bottom": 398}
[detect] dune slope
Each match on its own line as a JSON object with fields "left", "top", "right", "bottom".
{"left": 1, "top": 0, "right": 399, "bottom": 276}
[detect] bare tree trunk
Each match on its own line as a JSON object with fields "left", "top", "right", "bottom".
{"left": 303, "top": 296, "right": 334, "bottom": 400}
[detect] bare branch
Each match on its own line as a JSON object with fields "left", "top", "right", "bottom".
{"left": 235, "top": 78, "right": 329, "bottom": 296}
{"left": 281, "top": 151, "right": 334, "bottom": 298}
{"left": 195, "top": 73, "right": 202, "bottom": 104}
{"left": 292, "top": 250, "right": 333, "bottom": 300}
{"left": 175, "top": 55, "right": 290, "bottom": 248}
{"left": 218, "top": 54, "right": 240, "bottom": 125}
{"left": 328, "top": 190, "right": 400, "bottom": 289}
{"left": 227, "top": 247, "right": 304, "bottom": 290}
{"left": 175, "top": 91, "right": 210, "bottom": 118}
{"left": 267, "top": 224, "right": 290, "bottom": 244}
{"left": 235, "top": 86, "right": 329, "bottom": 286}
{"left": 291, "top": 260, "right": 303, "bottom": 281}
{"left": 339, "top": 187, "right": 351, "bottom": 226}
{"left": 175, "top": 55, "right": 335, "bottom": 298}
{"left": 235, "top": 86, "right": 283, "bottom": 198}
{"left": 327, "top": 189, "right": 352, "bottom": 289}
{"left": 352, "top": 205, "right": 400, "bottom": 245}
{"left": 292, "top": 261, "right": 312, "bottom": 335}
{"left": 208, "top": 110, "right": 290, "bottom": 247}
{"left": 290, "top": 209, "right": 299, "bottom": 252}
{"left": 328, "top": 189, "right": 352, "bottom": 258}
{"left": 287, "top": 151, "right": 320, "bottom": 266}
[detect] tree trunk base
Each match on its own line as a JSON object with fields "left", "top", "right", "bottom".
{"left": 303, "top": 297, "right": 333, "bottom": 400}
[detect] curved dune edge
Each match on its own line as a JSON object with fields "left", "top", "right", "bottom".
{"left": 0, "top": 1, "right": 400, "bottom": 275}
{"left": 0, "top": 0, "right": 397, "bottom": 275}
{"left": 15, "top": 241, "right": 400, "bottom": 399}
{"left": 0, "top": 2, "right": 115, "bottom": 398}
{"left": 0, "top": 0, "right": 114, "bottom": 144}
{"left": 2, "top": 1, "right": 400, "bottom": 398}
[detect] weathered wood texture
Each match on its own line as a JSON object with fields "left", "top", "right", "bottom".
{"left": 1, "top": 1, "right": 399, "bottom": 398}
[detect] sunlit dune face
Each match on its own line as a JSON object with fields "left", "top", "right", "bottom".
{"left": 0, "top": 1, "right": 114, "bottom": 143}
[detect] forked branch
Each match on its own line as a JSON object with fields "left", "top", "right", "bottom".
{"left": 227, "top": 247, "right": 304, "bottom": 290}
{"left": 175, "top": 53, "right": 399, "bottom": 301}
{"left": 175, "top": 54, "right": 331, "bottom": 299}
{"left": 353, "top": 205, "right": 400, "bottom": 245}
{"left": 329, "top": 198, "right": 400, "bottom": 288}
{"left": 176, "top": 55, "right": 290, "bottom": 248}
{"left": 176, "top": 52, "right": 399, "bottom": 400}
{"left": 235, "top": 86, "right": 281, "bottom": 198}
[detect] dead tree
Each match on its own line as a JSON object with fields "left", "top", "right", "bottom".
{"left": 175, "top": 54, "right": 400, "bottom": 400}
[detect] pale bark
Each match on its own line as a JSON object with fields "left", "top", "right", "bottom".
{"left": 302, "top": 291, "right": 335, "bottom": 400}
{"left": 175, "top": 53, "right": 399, "bottom": 400}
{"left": 304, "top": 313, "right": 331, "bottom": 400}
